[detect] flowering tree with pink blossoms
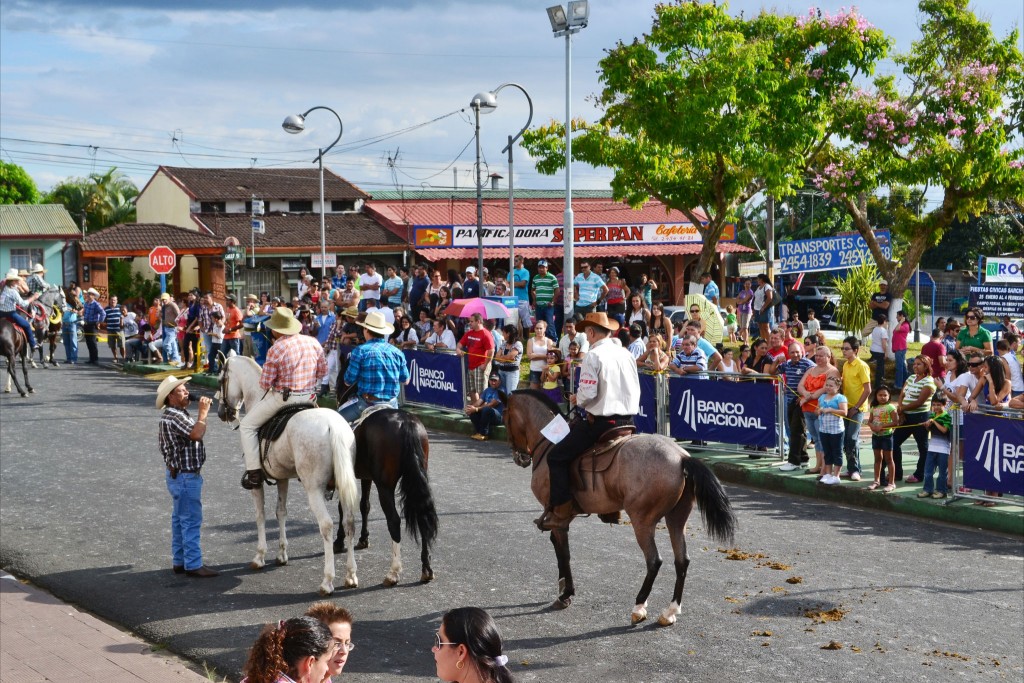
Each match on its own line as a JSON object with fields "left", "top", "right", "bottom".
{"left": 813, "top": 0, "right": 1024, "bottom": 319}
{"left": 522, "top": 1, "right": 888, "bottom": 289}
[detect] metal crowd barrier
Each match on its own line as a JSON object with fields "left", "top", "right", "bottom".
{"left": 950, "top": 404, "right": 1024, "bottom": 507}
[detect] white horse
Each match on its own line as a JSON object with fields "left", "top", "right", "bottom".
{"left": 216, "top": 354, "right": 360, "bottom": 595}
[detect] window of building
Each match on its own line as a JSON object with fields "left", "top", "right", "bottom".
{"left": 200, "top": 202, "right": 226, "bottom": 213}
{"left": 9, "top": 249, "right": 44, "bottom": 272}
{"left": 289, "top": 200, "right": 314, "bottom": 212}
{"left": 331, "top": 200, "right": 355, "bottom": 212}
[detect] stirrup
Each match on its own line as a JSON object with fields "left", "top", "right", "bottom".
{"left": 240, "top": 470, "right": 264, "bottom": 490}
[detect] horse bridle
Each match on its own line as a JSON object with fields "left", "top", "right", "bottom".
{"left": 216, "top": 360, "right": 242, "bottom": 428}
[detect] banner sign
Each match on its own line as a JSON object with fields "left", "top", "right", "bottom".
{"left": 311, "top": 253, "right": 337, "bottom": 269}
{"left": 414, "top": 222, "right": 736, "bottom": 249}
{"left": 984, "top": 256, "right": 1024, "bottom": 284}
{"left": 777, "top": 231, "right": 891, "bottom": 275}
{"left": 635, "top": 372, "right": 658, "bottom": 434}
{"left": 402, "top": 350, "right": 464, "bottom": 411}
{"left": 667, "top": 377, "right": 776, "bottom": 447}
{"left": 962, "top": 411, "right": 1024, "bottom": 496}
{"left": 969, "top": 284, "right": 1024, "bottom": 319}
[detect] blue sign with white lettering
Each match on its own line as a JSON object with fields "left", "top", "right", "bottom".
{"left": 667, "top": 377, "right": 776, "bottom": 446}
{"left": 402, "top": 349, "right": 464, "bottom": 411}
{"left": 777, "top": 231, "right": 891, "bottom": 275}
{"left": 635, "top": 372, "right": 658, "bottom": 434}
{"left": 962, "top": 412, "right": 1024, "bottom": 496}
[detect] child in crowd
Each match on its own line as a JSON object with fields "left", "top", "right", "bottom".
{"left": 542, "top": 349, "right": 564, "bottom": 405}
{"left": 208, "top": 310, "right": 224, "bottom": 375}
{"left": 724, "top": 305, "right": 738, "bottom": 343}
{"left": 816, "top": 376, "right": 848, "bottom": 485}
{"left": 805, "top": 308, "right": 821, "bottom": 338}
{"left": 919, "top": 395, "right": 953, "bottom": 499}
{"left": 868, "top": 385, "right": 898, "bottom": 492}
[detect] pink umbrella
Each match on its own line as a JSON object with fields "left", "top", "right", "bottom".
{"left": 444, "top": 298, "right": 511, "bottom": 319}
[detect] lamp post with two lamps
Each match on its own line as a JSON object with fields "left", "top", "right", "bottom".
{"left": 469, "top": 84, "right": 534, "bottom": 284}
{"left": 546, "top": 0, "right": 588, "bottom": 324}
{"left": 282, "top": 106, "right": 344, "bottom": 282}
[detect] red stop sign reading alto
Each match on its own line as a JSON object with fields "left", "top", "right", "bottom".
{"left": 149, "top": 246, "right": 177, "bottom": 275}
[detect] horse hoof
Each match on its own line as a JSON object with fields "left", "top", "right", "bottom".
{"left": 355, "top": 539, "right": 369, "bottom": 551}
{"left": 420, "top": 570, "right": 434, "bottom": 583}
{"left": 249, "top": 562, "right": 265, "bottom": 571}
{"left": 657, "top": 614, "right": 676, "bottom": 627}
{"left": 549, "top": 597, "right": 571, "bottom": 611}
{"left": 382, "top": 576, "right": 398, "bottom": 587}
{"left": 333, "top": 541, "right": 348, "bottom": 555}
{"left": 318, "top": 584, "right": 335, "bottom": 596}
{"left": 343, "top": 577, "right": 358, "bottom": 589}
{"left": 275, "top": 558, "right": 288, "bottom": 566}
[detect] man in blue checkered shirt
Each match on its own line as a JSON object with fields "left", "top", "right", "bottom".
{"left": 339, "top": 310, "right": 410, "bottom": 423}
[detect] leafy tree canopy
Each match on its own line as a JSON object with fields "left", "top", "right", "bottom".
{"left": 44, "top": 167, "right": 138, "bottom": 233}
{"left": 0, "top": 161, "right": 40, "bottom": 204}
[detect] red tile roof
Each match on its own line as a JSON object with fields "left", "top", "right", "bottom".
{"left": 196, "top": 212, "right": 406, "bottom": 252}
{"left": 81, "top": 223, "right": 225, "bottom": 256}
{"left": 156, "top": 166, "right": 369, "bottom": 202}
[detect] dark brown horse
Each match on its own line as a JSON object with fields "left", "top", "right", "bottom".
{"left": 504, "top": 390, "right": 737, "bottom": 626}
{"left": 0, "top": 318, "right": 33, "bottom": 397}
{"left": 333, "top": 408, "right": 438, "bottom": 585}
{"left": 28, "top": 287, "right": 66, "bottom": 366}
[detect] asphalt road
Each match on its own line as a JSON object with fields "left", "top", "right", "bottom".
{"left": 2, "top": 359, "right": 1023, "bottom": 682}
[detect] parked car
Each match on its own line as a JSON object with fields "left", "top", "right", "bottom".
{"left": 787, "top": 284, "right": 840, "bottom": 328}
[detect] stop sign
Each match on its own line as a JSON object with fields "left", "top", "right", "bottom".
{"left": 149, "top": 246, "right": 176, "bottom": 275}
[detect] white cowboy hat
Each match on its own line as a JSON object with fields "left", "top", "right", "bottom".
{"left": 160, "top": 292, "right": 171, "bottom": 301}
{"left": 357, "top": 310, "right": 394, "bottom": 336}
{"left": 155, "top": 375, "right": 191, "bottom": 409}
{"left": 31, "top": 263, "right": 46, "bottom": 274}
{"left": 4, "top": 268, "right": 22, "bottom": 282}
{"left": 266, "top": 306, "right": 302, "bottom": 335}
{"left": 86, "top": 288, "right": 100, "bottom": 297}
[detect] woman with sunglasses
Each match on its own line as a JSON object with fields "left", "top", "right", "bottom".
{"left": 956, "top": 307, "right": 993, "bottom": 356}
{"left": 241, "top": 616, "right": 334, "bottom": 683}
{"left": 305, "top": 602, "right": 354, "bottom": 681}
{"left": 433, "top": 607, "right": 515, "bottom": 683}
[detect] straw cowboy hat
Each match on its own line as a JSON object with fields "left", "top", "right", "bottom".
{"left": 31, "top": 263, "right": 46, "bottom": 274}
{"left": 266, "top": 306, "right": 302, "bottom": 335}
{"left": 342, "top": 306, "right": 359, "bottom": 318}
{"left": 86, "top": 288, "right": 100, "bottom": 297}
{"left": 160, "top": 292, "right": 171, "bottom": 301}
{"left": 245, "top": 293, "right": 259, "bottom": 302}
{"left": 155, "top": 375, "right": 191, "bottom": 409}
{"left": 17, "top": 269, "right": 29, "bottom": 278}
{"left": 357, "top": 310, "right": 394, "bottom": 336}
{"left": 4, "top": 268, "right": 22, "bottom": 282}
{"left": 576, "top": 311, "right": 620, "bottom": 333}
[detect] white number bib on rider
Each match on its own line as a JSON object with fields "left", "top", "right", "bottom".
{"left": 540, "top": 414, "right": 571, "bottom": 444}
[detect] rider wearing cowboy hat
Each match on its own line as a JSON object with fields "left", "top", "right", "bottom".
{"left": 337, "top": 309, "right": 409, "bottom": 423}
{"left": 239, "top": 306, "right": 327, "bottom": 490}
{"left": 0, "top": 269, "right": 42, "bottom": 351}
{"left": 26, "top": 264, "right": 52, "bottom": 294}
{"left": 535, "top": 311, "right": 641, "bottom": 532}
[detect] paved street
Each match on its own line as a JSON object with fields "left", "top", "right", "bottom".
{"left": 2, "top": 361, "right": 1023, "bottom": 682}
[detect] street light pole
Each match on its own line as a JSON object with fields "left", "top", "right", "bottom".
{"left": 470, "top": 93, "right": 497, "bottom": 278}
{"left": 486, "top": 84, "right": 534, "bottom": 284}
{"left": 547, "top": 1, "right": 588, "bottom": 324}
{"left": 282, "top": 106, "right": 344, "bottom": 282}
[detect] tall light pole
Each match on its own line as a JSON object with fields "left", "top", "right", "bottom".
{"left": 469, "top": 93, "right": 497, "bottom": 277}
{"left": 282, "top": 106, "right": 343, "bottom": 282}
{"left": 547, "top": 1, "right": 588, "bottom": 323}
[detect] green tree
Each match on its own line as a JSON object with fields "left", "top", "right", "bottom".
{"left": 0, "top": 161, "right": 40, "bottom": 204}
{"left": 813, "top": 0, "right": 1024, "bottom": 319}
{"left": 44, "top": 167, "right": 138, "bottom": 232}
{"left": 522, "top": 2, "right": 889, "bottom": 291}
{"left": 921, "top": 204, "right": 1024, "bottom": 270}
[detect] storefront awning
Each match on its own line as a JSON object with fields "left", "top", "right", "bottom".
{"left": 415, "top": 242, "right": 754, "bottom": 262}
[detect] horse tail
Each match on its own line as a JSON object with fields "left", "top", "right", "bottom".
{"left": 681, "top": 456, "right": 737, "bottom": 545}
{"left": 396, "top": 414, "right": 438, "bottom": 550}
{"left": 330, "top": 420, "right": 360, "bottom": 520}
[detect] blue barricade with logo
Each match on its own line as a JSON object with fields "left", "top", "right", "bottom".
{"left": 962, "top": 411, "right": 1024, "bottom": 496}
{"left": 667, "top": 376, "right": 776, "bottom": 447}
{"left": 635, "top": 372, "right": 658, "bottom": 434}
{"left": 402, "top": 349, "right": 465, "bottom": 412}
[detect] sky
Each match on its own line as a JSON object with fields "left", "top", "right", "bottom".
{"left": 1, "top": 0, "right": 1021, "bottom": 196}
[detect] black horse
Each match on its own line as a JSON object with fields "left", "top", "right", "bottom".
{"left": 333, "top": 408, "right": 438, "bottom": 585}
{"left": 0, "top": 317, "right": 33, "bottom": 397}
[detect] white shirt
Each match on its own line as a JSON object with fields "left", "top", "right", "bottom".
{"left": 628, "top": 338, "right": 646, "bottom": 359}
{"left": 425, "top": 329, "right": 457, "bottom": 349}
{"left": 870, "top": 326, "right": 889, "bottom": 353}
{"left": 558, "top": 331, "right": 589, "bottom": 357}
{"left": 1001, "top": 350, "right": 1024, "bottom": 391}
{"left": 528, "top": 336, "right": 552, "bottom": 372}
{"left": 359, "top": 272, "right": 383, "bottom": 300}
{"left": 806, "top": 318, "right": 821, "bottom": 337}
{"left": 943, "top": 371, "right": 978, "bottom": 424}
{"left": 576, "top": 337, "right": 641, "bottom": 416}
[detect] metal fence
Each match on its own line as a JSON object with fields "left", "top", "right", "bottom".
{"left": 950, "top": 404, "right": 1024, "bottom": 507}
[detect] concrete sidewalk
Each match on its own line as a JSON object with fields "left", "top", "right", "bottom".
{"left": 0, "top": 572, "right": 211, "bottom": 683}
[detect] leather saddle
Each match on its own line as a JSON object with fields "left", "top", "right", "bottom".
{"left": 257, "top": 403, "right": 317, "bottom": 483}
{"left": 569, "top": 425, "right": 637, "bottom": 493}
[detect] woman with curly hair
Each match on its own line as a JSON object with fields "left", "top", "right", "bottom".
{"left": 242, "top": 616, "right": 334, "bottom": 683}
{"left": 432, "top": 607, "right": 515, "bottom": 683}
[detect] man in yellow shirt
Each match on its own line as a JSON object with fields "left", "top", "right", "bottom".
{"left": 840, "top": 336, "right": 872, "bottom": 481}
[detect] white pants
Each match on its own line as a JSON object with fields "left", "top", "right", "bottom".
{"left": 240, "top": 390, "right": 317, "bottom": 471}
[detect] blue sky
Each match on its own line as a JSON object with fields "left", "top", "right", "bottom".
{"left": 1, "top": 0, "right": 1020, "bottom": 194}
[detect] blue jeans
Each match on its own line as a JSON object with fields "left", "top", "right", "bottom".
{"left": 339, "top": 395, "right": 399, "bottom": 423}
{"left": 535, "top": 304, "right": 557, "bottom": 341}
{"left": 498, "top": 369, "right": 520, "bottom": 395}
{"left": 208, "top": 343, "right": 222, "bottom": 374}
{"left": 220, "top": 337, "right": 241, "bottom": 358}
{"left": 0, "top": 310, "right": 37, "bottom": 348}
{"left": 61, "top": 324, "right": 79, "bottom": 362}
{"left": 803, "top": 412, "right": 821, "bottom": 451}
{"left": 470, "top": 406, "right": 502, "bottom": 436}
{"left": 162, "top": 326, "right": 181, "bottom": 362}
{"left": 166, "top": 471, "right": 204, "bottom": 571}
{"left": 923, "top": 450, "right": 949, "bottom": 494}
{"left": 894, "top": 349, "right": 907, "bottom": 389}
{"left": 819, "top": 431, "right": 844, "bottom": 467}
{"left": 843, "top": 408, "right": 865, "bottom": 474}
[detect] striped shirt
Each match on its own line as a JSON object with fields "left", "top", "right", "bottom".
{"left": 0, "top": 286, "right": 30, "bottom": 313}
{"left": 103, "top": 305, "right": 122, "bottom": 332}
{"left": 671, "top": 348, "right": 708, "bottom": 379}
{"left": 198, "top": 303, "right": 224, "bottom": 334}
{"left": 343, "top": 337, "right": 410, "bottom": 401}
{"left": 817, "top": 393, "right": 848, "bottom": 434}
{"left": 383, "top": 276, "right": 404, "bottom": 306}
{"left": 574, "top": 272, "right": 605, "bottom": 306}
{"left": 532, "top": 272, "right": 558, "bottom": 304}
{"left": 900, "top": 374, "right": 936, "bottom": 415}
{"left": 83, "top": 299, "right": 106, "bottom": 324}
{"left": 159, "top": 406, "right": 206, "bottom": 472}
{"left": 260, "top": 333, "right": 327, "bottom": 394}
{"left": 778, "top": 358, "right": 814, "bottom": 404}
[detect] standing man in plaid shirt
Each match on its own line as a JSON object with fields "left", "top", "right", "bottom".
{"left": 338, "top": 310, "right": 409, "bottom": 423}
{"left": 197, "top": 292, "right": 224, "bottom": 373}
{"left": 239, "top": 307, "right": 327, "bottom": 490}
{"left": 156, "top": 374, "right": 218, "bottom": 577}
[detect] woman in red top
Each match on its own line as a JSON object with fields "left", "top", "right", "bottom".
{"left": 604, "top": 266, "right": 630, "bottom": 326}
{"left": 892, "top": 309, "right": 911, "bottom": 390}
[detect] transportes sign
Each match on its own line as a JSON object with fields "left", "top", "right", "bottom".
{"left": 777, "top": 231, "right": 891, "bottom": 274}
